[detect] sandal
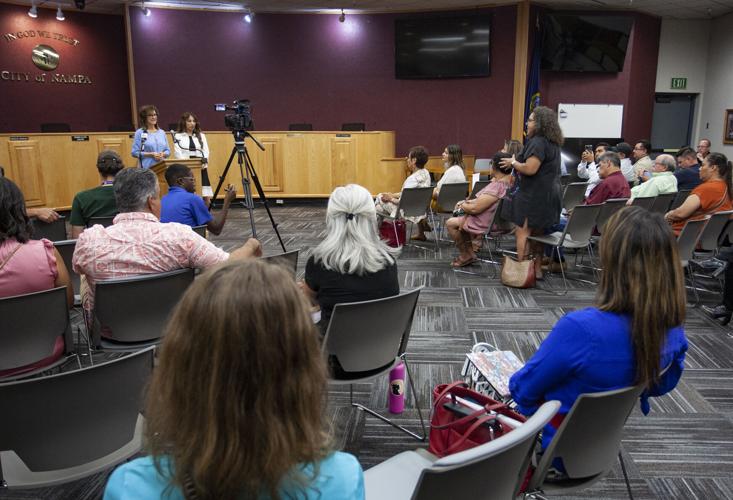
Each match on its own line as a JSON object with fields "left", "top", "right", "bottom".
{"left": 451, "top": 256, "right": 477, "bottom": 268}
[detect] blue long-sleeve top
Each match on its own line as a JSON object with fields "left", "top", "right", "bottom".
{"left": 509, "top": 308, "right": 687, "bottom": 448}
{"left": 131, "top": 128, "right": 170, "bottom": 169}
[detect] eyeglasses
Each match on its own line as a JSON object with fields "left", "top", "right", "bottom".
{"left": 180, "top": 176, "right": 195, "bottom": 181}
{"left": 147, "top": 113, "right": 158, "bottom": 117}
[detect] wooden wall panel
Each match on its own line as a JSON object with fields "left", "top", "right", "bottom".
{"left": 7, "top": 140, "right": 45, "bottom": 206}
{"left": 330, "top": 136, "right": 357, "bottom": 188}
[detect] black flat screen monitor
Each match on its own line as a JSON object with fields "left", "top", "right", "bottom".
{"left": 395, "top": 15, "right": 491, "bottom": 79}
{"left": 541, "top": 13, "right": 633, "bottom": 73}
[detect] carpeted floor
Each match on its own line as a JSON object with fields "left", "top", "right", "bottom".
{"left": 2, "top": 202, "right": 732, "bottom": 500}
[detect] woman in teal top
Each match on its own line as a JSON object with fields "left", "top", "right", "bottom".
{"left": 103, "top": 259, "right": 364, "bottom": 500}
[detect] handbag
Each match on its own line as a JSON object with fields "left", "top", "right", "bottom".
{"left": 501, "top": 256, "right": 536, "bottom": 288}
{"left": 428, "top": 382, "right": 526, "bottom": 458}
{"left": 379, "top": 219, "right": 406, "bottom": 248}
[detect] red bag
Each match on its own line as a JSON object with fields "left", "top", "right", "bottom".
{"left": 379, "top": 219, "right": 406, "bottom": 247}
{"left": 428, "top": 381, "right": 526, "bottom": 457}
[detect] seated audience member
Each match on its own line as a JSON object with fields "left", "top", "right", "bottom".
{"left": 585, "top": 151, "right": 631, "bottom": 205}
{"left": 70, "top": 150, "right": 124, "bottom": 238}
{"left": 73, "top": 168, "right": 260, "bottom": 316}
{"left": 510, "top": 206, "right": 688, "bottom": 462}
{"left": 696, "top": 138, "right": 711, "bottom": 165}
{"left": 0, "top": 177, "right": 73, "bottom": 377}
{"left": 446, "top": 151, "right": 512, "bottom": 268}
{"left": 301, "top": 184, "right": 399, "bottom": 333}
{"left": 665, "top": 152, "right": 733, "bottom": 236}
{"left": 104, "top": 259, "right": 364, "bottom": 500}
{"left": 614, "top": 142, "right": 637, "bottom": 183}
{"left": 576, "top": 142, "right": 609, "bottom": 197}
{"left": 674, "top": 147, "right": 702, "bottom": 191}
{"left": 633, "top": 140, "right": 654, "bottom": 182}
{"left": 627, "top": 153, "right": 678, "bottom": 204}
{"left": 375, "top": 145, "right": 431, "bottom": 219}
{"left": 160, "top": 163, "right": 235, "bottom": 235}
{"left": 0, "top": 165, "right": 61, "bottom": 222}
{"left": 413, "top": 144, "right": 466, "bottom": 241}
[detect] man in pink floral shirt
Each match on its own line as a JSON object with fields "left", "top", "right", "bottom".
{"left": 73, "top": 168, "right": 261, "bottom": 314}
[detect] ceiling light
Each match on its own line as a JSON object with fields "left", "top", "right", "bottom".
{"left": 28, "top": 1, "right": 38, "bottom": 18}
{"left": 56, "top": 4, "right": 65, "bottom": 21}
{"left": 244, "top": 10, "right": 253, "bottom": 23}
{"left": 74, "top": 0, "right": 85, "bottom": 9}
{"left": 339, "top": 9, "right": 345, "bottom": 23}
{"left": 141, "top": 1, "right": 151, "bottom": 16}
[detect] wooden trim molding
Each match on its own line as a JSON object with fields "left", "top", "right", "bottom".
{"left": 511, "top": 0, "right": 530, "bottom": 140}
{"left": 124, "top": 4, "right": 139, "bottom": 129}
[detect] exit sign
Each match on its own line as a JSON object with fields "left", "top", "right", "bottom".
{"left": 671, "top": 77, "right": 687, "bottom": 90}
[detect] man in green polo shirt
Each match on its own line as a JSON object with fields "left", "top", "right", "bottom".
{"left": 70, "top": 150, "right": 124, "bottom": 238}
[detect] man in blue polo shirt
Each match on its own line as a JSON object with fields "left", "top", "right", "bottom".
{"left": 160, "top": 163, "right": 236, "bottom": 235}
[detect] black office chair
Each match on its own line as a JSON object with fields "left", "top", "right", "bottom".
{"left": 107, "top": 124, "right": 133, "bottom": 132}
{"left": 288, "top": 123, "right": 313, "bottom": 131}
{"left": 341, "top": 122, "right": 366, "bottom": 131}
{"left": 87, "top": 215, "right": 116, "bottom": 228}
{"left": 30, "top": 216, "right": 67, "bottom": 242}
{"left": 40, "top": 123, "right": 71, "bottom": 133}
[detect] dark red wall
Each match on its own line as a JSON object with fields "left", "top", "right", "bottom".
{"left": 539, "top": 12, "right": 661, "bottom": 144}
{"left": 130, "top": 7, "right": 517, "bottom": 157}
{"left": 0, "top": 3, "right": 131, "bottom": 133}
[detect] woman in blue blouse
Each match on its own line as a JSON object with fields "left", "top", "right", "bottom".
{"left": 131, "top": 104, "right": 170, "bottom": 169}
{"left": 104, "top": 260, "right": 364, "bottom": 500}
{"left": 510, "top": 206, "right": 688, "bottom": 451}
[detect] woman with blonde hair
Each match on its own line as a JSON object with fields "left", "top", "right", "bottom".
{"left": 510, "top": 206, "right": 688, "bottom": 462}
{"left": 104, "top": 259, "right": 364, "bottom": 499}
{"left": 302, "top": 184, "right": 399, "bottom": 332}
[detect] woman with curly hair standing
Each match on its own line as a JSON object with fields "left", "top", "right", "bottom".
{"left": 500, "top": 106, "right": 563, "bottom": 279}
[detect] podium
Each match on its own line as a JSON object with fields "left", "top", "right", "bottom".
{"left": 150, "top": 158, "right": 204, "bottom": 197}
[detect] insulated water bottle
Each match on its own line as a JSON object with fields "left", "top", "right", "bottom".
{"left": 389, "top": 363, "right": 405, "bottom": 414}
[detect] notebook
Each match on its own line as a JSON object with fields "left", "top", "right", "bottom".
{"left": 466, "top": 350, "right": 524, "bottom": 398}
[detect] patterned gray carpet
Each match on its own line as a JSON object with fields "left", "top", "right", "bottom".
{"left": 3, "top": 203, "right": 732, "bottom": 499}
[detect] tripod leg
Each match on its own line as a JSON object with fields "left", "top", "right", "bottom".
{"left": 210, "top": 147, "right": 237, "bottom": 211}
{"left": 237, "top": 151, "right": 257, "bottom": 239}
{"left": 243, "top": 148, "right": 287, "bottom": 252}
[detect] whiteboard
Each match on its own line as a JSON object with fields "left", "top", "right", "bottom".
{"left": 557, "top": 104, "right": 624, "bottom": 138}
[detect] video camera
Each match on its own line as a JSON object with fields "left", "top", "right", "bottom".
{"left": 214, "top": 99, "right": 253, "bottom": 132}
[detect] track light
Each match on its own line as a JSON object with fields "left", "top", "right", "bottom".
{"left": 56, "top": 4, "right": 65, "bottom": 21}
{"left": 74, "top": 0, "right": 86, "bottom": 9}
{"left": 339, "top": 9, "right": 345, "bottom": 23}
{"left": 243, "top": 9, "right": 253, "bottom": 23}
{"left": 141, "top": 1, "right": 150, "bottom": 16}
{"left": 28, "top": 1, "right": 38, "bottom": 18}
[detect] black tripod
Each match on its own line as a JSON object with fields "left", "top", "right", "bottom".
{"left": 210, "top": 129, "right": 286, "bottom": 252}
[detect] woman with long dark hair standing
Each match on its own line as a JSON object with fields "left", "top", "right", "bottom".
{"left": 510, "top": 206, "right": 688, "bottom": 457}
{"left": 173, "top": 111, "right": 213, "bottom": 198}
{"left": 500, "top": 106, "right": 563, "bottom": 279}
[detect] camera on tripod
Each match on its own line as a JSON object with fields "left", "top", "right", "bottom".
{"left": 214, "top": 99, "right": 253, "bottom": 132}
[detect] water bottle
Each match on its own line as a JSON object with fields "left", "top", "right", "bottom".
{"left": 389, "top": 363, "right": 406, "bottom": 414}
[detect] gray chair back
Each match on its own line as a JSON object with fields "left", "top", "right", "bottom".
{"left": 323, "top": 288, "right": 422, "bottom": 373}
{"left": 40, "top": 123, "right": 71, "bottom": 133}
{"left": 53, "top": 240, "right": 79, "bottom": 300}
{"left": 435, "top": 182, "right": 469, "bottom": 214}
{"left": 697, "top": 210, "right": 733, "bottom": 252}
{"left": 396, "top": 187, "right": 434, "bottom": 219}
{"left": 342, "top": 122, "right": 366, "bottom": 131}
{"left": 93, "top": 268, "right": 195, "bottom": 345}
{"left": 562, "top": 182, "right": 588, "bottom": 212}
{"left": 563, "top": 204, "right": 602, "bottom": 245}
{"left": 87, "top": 215, "right": 115, "bottom": 228}
{"left": 192, "top": 225, "right": 207, "bottom": 238}
{"left": 473, "top": 159, "right": 492, "bottom": 173}
{"left": 262, "top": 249, "right": 299, "bottom": 277}
{"left": 631, "top": 196, "right": 655, "bottom": 210}
{"left": 595, "top": 199, "right": 628, "bottom": 235}
{"left": 529, "top": 385, "right": 645, "bottom": 491}
{"left": 30, "top": 216, "right": 66, "bottom": 242}
{"left": 469, "top": 180, "right": 490, "bottom": 199}
{"left": 288, "top": 123, "right": 313, "bottom": 131}
{"left": 0, "top": 287, "right": 72, "bottom": 374}
{"left": 676, "top": 218, "right": 709, "bottom": 263}
{"left": 649, "top": 193, "right": 677, "bottom": 214}
{"left": 412, "top": 401, "right": 560, "bottom": 500}
{"left": 670, "top": 189, "right": 691, "bottom": 210}
{"left": 0, "top": 347, "right": 154, "bottom": 488}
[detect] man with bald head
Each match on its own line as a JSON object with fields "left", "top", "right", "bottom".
{"left": 627, "top": 154, "right": 678, "bottom": 204}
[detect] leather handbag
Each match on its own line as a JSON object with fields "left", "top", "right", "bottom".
{"left": 428, "top": 381, "right": 526, "bottom": 458}
{"left": 379, "top": 219, "right": 406, "bottom": 247}
{"left": 501, "top": 256, "right": 536, "bottom": 288}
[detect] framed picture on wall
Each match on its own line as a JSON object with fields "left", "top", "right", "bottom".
{"left": 725, "top": 109, "right": 733, "bottom": 145}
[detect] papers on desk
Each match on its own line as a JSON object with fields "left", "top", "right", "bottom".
{"left": 466, "top": 350, "right": 524, "bottom": 398}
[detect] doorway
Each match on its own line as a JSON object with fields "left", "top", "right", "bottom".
{"left": 651, "top": 93, "right": 696, "bottom": 152}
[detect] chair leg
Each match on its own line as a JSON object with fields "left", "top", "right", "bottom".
{"left": 618, "top": 451, "right": 634, "bottom": 500}
{"left": 350, "top": 354, "right": 427, "bottom": 441}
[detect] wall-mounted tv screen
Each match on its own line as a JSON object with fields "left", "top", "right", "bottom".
{"left": 541, "top": 13, "right": 633, "bottom": 73}
{"left": 395, "top": 15, "right": 491, "bottom": 79}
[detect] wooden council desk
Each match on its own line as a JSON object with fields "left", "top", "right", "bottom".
{"left": 0, "top": 130, "right": 421, "bottom": 210}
